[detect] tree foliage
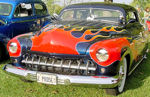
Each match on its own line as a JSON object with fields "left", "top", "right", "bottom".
{"left": 46, "top": 0, "right": 63, "bottom": 14}
{"left": 131, "top": 0, "right": 150, "bottom": 10}
{"left": 104, "top": 0, "right": 113, "bottom": 3}
{"left": 131, "top": 0, "right": 150, "bottom": 19}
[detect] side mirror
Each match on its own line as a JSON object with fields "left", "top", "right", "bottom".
{"left": 51, "top": 13, "right": 59, "bottom": 21}
{"left": 127, "top": 18, "right": 136, "bottom": 24}
{"left": 53, "top": 13, "right": 59, "bottom": 18}
{"left": 119, "top": 16, "right": 126, "bottom": 25}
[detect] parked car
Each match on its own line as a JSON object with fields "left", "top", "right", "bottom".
{"left": 4, "top": 2, "right": 149, "bottom": 95}
{"left": 146, "top": 17, "right": 150, "bottom": 31}
{"left": 0, "top": 0, "right": 50, "bottom": 59}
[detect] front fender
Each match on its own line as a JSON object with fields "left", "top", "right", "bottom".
{"left": 120, "top": 47, "right": 134, "bottom": 75}
{"left": 88, "top": 37, "right": 131, "bottom": 67}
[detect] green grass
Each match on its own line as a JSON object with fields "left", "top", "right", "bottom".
{"left": 0, "top": 46, "right": 150, "bottom": 97}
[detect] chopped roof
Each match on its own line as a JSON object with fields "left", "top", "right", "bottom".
{"left": 68, "top": 2, "right": 136, "bottom": 12}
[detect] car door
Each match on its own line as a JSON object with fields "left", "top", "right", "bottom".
{"left": 10, "top": 3, "right": 36, "bottom": 37}
{"left": 33, "top": 3, "right": 50, "bottom": 29}
{"left": 126, "top": 11, "right": 146, "bottom": 61}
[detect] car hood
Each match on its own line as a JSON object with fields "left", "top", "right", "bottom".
{"left": 30, "top": 21, "right": 129, "bottom": 55}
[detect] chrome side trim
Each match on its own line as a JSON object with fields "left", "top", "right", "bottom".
{"left": 128, "top": 55, "right": 145, "bottom": 76}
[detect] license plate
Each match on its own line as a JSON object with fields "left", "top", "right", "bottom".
{"left": 37, "top": 72, "right": 57, "bottom": 85}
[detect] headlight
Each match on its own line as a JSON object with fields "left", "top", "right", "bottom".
{"left": 9, "top": 42, "right": 18, "bottom": 53}
{"left": 96, "top": 49, "right": 109, "bottom": 62}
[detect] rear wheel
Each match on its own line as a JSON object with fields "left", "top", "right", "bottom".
{"left": 105, "top": 57, "right": 127, "bottom": 96}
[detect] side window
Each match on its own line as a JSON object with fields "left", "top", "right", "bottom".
{"left": 126, "top": 12, "right": 136, "bottom": 22}
{"left": 34, "top": 3, "right": 47, "bottom": 16}
{"left": 14, "top": 3, "right": 33, "bottom": 17}
{"left": 76, "top": 9, "right": 90, "bottom": 20}
{"left": 61, "top": 10, "right": 74, "bottom": 20}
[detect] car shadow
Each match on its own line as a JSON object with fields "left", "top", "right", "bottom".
{"left": 0, "top": 58, "right": 10, "bottom": 65}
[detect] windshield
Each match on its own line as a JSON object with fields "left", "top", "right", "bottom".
{"left": 60, "top": 8, "right": 123, "bottom": 23}
{"left": 0, "top": 3, "right": 12, "bottom": 16}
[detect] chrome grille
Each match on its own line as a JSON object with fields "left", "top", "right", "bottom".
{"left": 21, "top": 54, "right": 97, "bottom": 75}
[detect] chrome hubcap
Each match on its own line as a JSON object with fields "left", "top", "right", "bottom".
{"left": 118, "top": 58, "right": 127, "bottom": 93}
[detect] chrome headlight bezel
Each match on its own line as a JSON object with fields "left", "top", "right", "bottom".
{"left": 96, "top": 49, "right": 109, "bottom": 62}
{"left": 9, "top": 42, "right": 18, "bottom": 54}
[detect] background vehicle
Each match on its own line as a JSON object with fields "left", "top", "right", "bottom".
{"left": 146, "top": 17, "right": 150, "bottom": 31}
{"left": 4, "top": 2, "right": 149, "bottom": 96}
{"left": 0, "top": 0, "right": 51, "bottom": 60}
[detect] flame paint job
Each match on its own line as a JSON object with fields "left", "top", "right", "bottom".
{"left": 30, "top": 22, "right": 128, "bottom": 56}
{"left": 7, "top": 18, "right": 147, "bottom": 69}
{"left": 8, "top": 22, "right": 133, "bottom": 67}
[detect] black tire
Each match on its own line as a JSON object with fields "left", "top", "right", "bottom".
{"left": 0, "top": 44, "right": 5, "bottom": 61}
{"left": 0, "top": 48, "right": 2, "bottom": 61}
{"left": 105, "top": 57, "right": 127, "bottom": 96}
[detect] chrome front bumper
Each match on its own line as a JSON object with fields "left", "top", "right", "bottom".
{"left": 3, "top": 64, "right": 119, "bottom": 88}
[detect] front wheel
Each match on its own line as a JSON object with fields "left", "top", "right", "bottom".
{"left": 0, "top": 44, "right": 5, "bottom": 61}
{"left": 0, "top": 44, "right": 9, "bottom": 61}
{"left": 105, "top": 57, "right": 127, "bottom": 96}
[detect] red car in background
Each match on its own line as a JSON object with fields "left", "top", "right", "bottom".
{"left": 146, "top": 17, "right": 150, "bottom": 31}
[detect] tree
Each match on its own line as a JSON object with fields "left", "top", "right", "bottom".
{"left": 131, "top": 0, "right": 150, "bottom": 9}
{"left": 67, "top": 0, "right": 74, "bottom": 5}
{"left": 131, "top": 0, "right": 150, "bottom": 20}
{"left": 46, "top": 0, "right": 63, "bottom": 14}
{"left": 104, "top": 0, "right": 113, "bottom": 3}
{"left": 63, "top": 0, "right": 74, "bottom": 7}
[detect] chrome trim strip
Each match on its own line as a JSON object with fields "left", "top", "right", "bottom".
{"left": 128, "top": 55, "right": 145, "bottom": 76}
